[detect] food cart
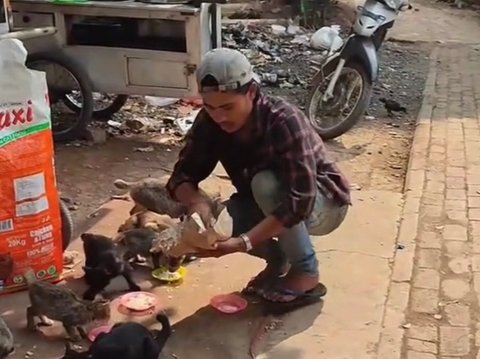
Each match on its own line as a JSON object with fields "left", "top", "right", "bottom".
{"left": 2, "top": 0, "right": 222, "bottom": 140}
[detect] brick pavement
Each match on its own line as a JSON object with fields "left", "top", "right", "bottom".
{"left": 377, "top": 44, "right": 480, "bottom": 358}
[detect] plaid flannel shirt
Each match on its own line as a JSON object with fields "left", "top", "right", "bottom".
{"left": 167, "top": 92, "right": 351, "bottom": 228}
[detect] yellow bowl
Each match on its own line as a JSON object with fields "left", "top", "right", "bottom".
{"left": 151, "top": 266, "right": 187, "bottom": 283}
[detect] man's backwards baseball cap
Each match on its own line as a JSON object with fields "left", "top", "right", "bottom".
{"left": 196, "top": 48, "right": 259, "bottom": 93}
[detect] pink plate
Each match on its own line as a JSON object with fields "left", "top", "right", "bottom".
{"left": 210, "top": 294, "right": 248, "bottom": 314}
{"left": 119, "top": 291, "right": 158, "bottom": 312}
{"left": 88, "top": 324, "right": 113, "bottom": 342}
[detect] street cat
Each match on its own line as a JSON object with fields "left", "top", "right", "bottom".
{"left": 24, "top": 269, "right": 110, "bottom": 341}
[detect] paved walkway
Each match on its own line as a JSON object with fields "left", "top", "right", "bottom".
{"left": 389, "top": 0, "right": 480, "bottom": 44}
{"left": 377, "top": 44, "right": 480, "bottom": 359}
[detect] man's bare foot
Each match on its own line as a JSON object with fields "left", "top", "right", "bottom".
{"left": 260, "top": 271, "right": 320, "bottom": 302}
{"left": 243, "top": 262, "right": 290, "bottom": 295}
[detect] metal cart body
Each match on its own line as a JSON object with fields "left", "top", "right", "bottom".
{"left": 9, "top": 0, "right": 222, "bottom": 98}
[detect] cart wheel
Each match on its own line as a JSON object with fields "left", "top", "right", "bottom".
{"left": 63, "top": 93, "right": 129, "bottom": 120}
{"left": 26, "top": 51, "right": 94, "bottom": 142}
{"left": 59, "top": 199, "right": 74, "bottom": 252}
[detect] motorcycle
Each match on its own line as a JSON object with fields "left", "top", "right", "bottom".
{"left": 306, "top": 0, "right": 412, "bottom": 140}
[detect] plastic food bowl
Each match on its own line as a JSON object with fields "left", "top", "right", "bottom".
{"left": 88, "top": 324, "right": 113, "bottom": 342}
{"left": 210, "top": 293, "right": 248, "bottom": 314}
{"left": 118, "top": 291, "right": 158, "bottom": 312}
{"left": 151, "top": 266, "right": 187, "bottom": 283}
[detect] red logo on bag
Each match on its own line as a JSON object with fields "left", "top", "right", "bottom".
{"left": 0, "top": 100, "right": 34, "bottom": 131}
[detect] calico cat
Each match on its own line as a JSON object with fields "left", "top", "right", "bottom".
{"left": 81, "top": 233, "right": 141, "bottom": 301}
{"left": 24, "top": 269, "right": 110, "bottom": 341}
{"left": 0, "top": 316, "right": 14, "bottom": 359}
{"left": 62, "top": 313, "right": 171, "bottom": 359}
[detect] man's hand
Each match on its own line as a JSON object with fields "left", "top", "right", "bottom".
{"left": 188, "top": 201, "right": 214, "bottom": 228}
{"left": 195, "top": 237, "right": 246, "bottom": 258}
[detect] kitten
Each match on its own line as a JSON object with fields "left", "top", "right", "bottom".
{"left": 81, "top": 233, "right": 141, "bottom": 301}
{"left": 117, "top": 210, "right": 179, "bottom": 233}
{"left": 24, "top": 269, "right": 110, "bottom": 341}
{"left": 113, "top": 228, "right": 162, "bottom": 269}
{"left": 113, "top": 178, "right": 186, "bottom": 217}
{"left": 90, "top": 313, "right": 171, "bottom": 359}
{"left": 0, "top": 317, "right": 14, "bottom": 359}
{"left": 62, "top": 313, "right": 171, "bottom": 359}
{"left": 113, "top": 177, "right": 223, "bottom": 218}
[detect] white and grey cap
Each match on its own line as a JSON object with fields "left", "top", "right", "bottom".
{"left": 196, "top": 47, "right": 259, "bottom": 93}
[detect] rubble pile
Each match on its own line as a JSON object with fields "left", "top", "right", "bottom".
{"left": 222, "top": 22, "right": 320, "bottom": 94}
{"left": 68, "top": 23, "right": 329, "bottom": 144}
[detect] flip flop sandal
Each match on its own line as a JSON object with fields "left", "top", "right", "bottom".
{"left": 260, "top": 282, "right": 327, "bottom": 316}
{"left": 241, "top": 271, "right": 283, "bottom": 297}
{"left": 242, "top": 277, "right": 267, "bottom": 297}
{"left": 242, "top": 263, "right": 292, "bottom": 297}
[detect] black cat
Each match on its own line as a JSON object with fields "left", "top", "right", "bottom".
{"left": 62, "top": 313, "right": 172, "bottom": 359}
{"left": 81, "top": 233, "right": 141, "bottom": 300}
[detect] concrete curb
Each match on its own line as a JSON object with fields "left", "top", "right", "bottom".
{"left": 375, "top": 46, "right": 439, "bottom": 359}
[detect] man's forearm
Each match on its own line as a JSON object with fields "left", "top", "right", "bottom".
{"left": 174, "top": 182, "right": 210, "bottom": 206}
{"left": 246, "top": 215, "right": 285, "bottom": 247}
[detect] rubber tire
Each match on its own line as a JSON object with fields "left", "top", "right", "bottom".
{"left": 306, "top": 61, "right": 373, "bottom": 141}
{"left": 63, "top": 94, "right": 129, "bottom": 120}
{"left": 26, "top": 51, "right": 94, "bottom": 142}
{"left": 59, "top": 199, "right": 74, "bottom": 252}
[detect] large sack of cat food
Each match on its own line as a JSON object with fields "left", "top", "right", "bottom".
{"left": 0, "top": 38, "right": 63, "bottom": 294}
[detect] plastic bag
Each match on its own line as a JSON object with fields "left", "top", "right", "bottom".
{"left": 0, "top": 39, "right": 63, "bottom": 294}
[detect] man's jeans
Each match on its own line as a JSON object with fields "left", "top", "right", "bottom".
{"left": 225, "top": 171, "right": 348, "bottom": 276}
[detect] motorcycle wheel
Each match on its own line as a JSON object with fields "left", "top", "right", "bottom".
{"left": 63, "top": 93, "right": 129, "bottom": 120}
{"left": 60, "top": 199, "right": 74, "bottom": 252}
{"left": 307, "top": 61, "right": 372, "bottom": 140}
{"left": 26, "top": 51, "right": 94, "bottom": 142}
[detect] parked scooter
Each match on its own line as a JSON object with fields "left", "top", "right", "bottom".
{"left": 306, "top": 0, "right": 412, "bottom": 140}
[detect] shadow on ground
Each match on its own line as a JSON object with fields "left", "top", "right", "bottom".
{"left": 161, "top": 299, "right": 323, "bottom": 358}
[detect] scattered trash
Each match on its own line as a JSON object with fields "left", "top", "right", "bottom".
{"left": 134, "top": 146, "right": 155, "bottom": 153}
{"left": 433, "top": 314, "right": 442, "bottom": 320}
{"left": 144, "top": 96, "right": 179, "bottom": 107}
{"left": 270, "top": 24, "right": 287, "bottom": 36}
{"left": 222, "top": 23, "right": 318, "bottom": 92}
{"left": 107, "top": 120, "right": 122, "bottom": 129}
{"left": 125, "top": 117, "right": 163, "bottom": 132}
{"left": 174, "top": 109, "right": 199, "bottom": 135}
{"left": 63, "top": 250, "right": 81, "bottom": 269}
{"left": 310, "top": 25, "right": 343, "bottom": 51}
{"left": 287, "top": 24, "right": 303, "bottom": 35}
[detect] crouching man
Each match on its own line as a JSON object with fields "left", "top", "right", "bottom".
{"left": 166, "top": 48, "right": 351, "bottom": 309}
